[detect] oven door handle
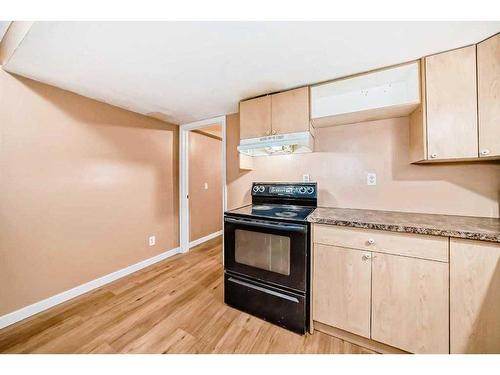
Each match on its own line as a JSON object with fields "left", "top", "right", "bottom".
{"left": 224, "top": 217, "right": 307, "bottom": 233}
{"left": 227, "top": 277, "right": 299, "bottom": 303}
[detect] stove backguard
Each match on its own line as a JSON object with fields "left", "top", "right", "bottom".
{"left": 251, "top": 182, "right": 317, "bottom": 207}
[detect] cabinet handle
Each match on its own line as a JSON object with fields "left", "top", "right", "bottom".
{"left": 265, "top": 130, "right": 271, "bottom": 136}
{"left": 272, "top": 129, "right": 277, "bottom": 135}
{"left": 430, "top": 153, "right": 437, "bottom": 159}
{"left": 480, "top": 149, "right": 490, "bottom": 156}
{"left": 362, "top": 254, "right": 371, "bottom": 261}
{"left": 366, "top": 238, "right": 375, "bottom": 245}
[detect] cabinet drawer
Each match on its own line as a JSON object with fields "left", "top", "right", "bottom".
{"left": 313, "top": 224, "right": 448, "bottom": 262}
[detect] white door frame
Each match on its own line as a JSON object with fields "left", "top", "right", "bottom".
{"left": 179, "top": 115, "right": 227, "bottom": 253}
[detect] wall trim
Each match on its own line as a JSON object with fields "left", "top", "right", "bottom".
{"left": 189, "top": 230, "right": 223, "bottom": 248}
{"left": 0, "top": 246, "right": 181, "bottom": 330}
{"left": 179, "top": 115, "right": 227, "bottom": 254}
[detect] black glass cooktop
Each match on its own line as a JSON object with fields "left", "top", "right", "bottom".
{"left": 226, "top": 204, "right": 315, "bottom": 222}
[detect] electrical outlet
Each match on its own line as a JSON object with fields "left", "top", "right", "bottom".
{"left": 302, "top": 174, "right": 310, "bottom": 182}
{"left": 367, "top": 173, "right": 377, "bottom": 186}
{"left": 148, "top": 235, "right": 156, "bottom": 246}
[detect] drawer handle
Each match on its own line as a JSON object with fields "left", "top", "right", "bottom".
{"left": 362, "top": 254, "right": 371, "bottom": 261}
{"left": 430, "top": 153, "right": 437, "bottom": 159}
{"left": 480, "top": 149, "right": 490, "bottom": 156}
{"left": 366, "top": 238, "right": 375, "bottom": 245}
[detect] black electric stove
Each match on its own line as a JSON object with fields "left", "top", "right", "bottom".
{"left": 223, "top": 182, "right": 317, "bottom": 334}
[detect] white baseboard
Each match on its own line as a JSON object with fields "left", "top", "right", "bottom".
{"left": 0, "top": 246, "right": 181, "bottom": 330}
{"left": 189, "top": 230, "right": 223, "bottom": 249}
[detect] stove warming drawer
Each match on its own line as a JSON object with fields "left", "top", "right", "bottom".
{"left": 224, "top": 272, "right": 307, "bottom": 334}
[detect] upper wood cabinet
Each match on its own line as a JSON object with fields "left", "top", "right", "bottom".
{"left": 271, "top": 87, "right": 310, "bottom": 135}
{"left": 477, "top": 33, "right": 500, "bottom": 158}
{"left": 410, "top": 36, "right": 500, "bottom": 163}
{"left": 371, "top": 253, "right": 449, "bottom": 354}
{"left": 239, "top": 87, "right": 310, "bottom": 140}
{"left": 313, "top": 243, "right": 371, "bottom": 338}
{"left": 239, "top": 95, "right": 271, "bottom": 140}
{"left": 425, "top": 45, "right": 478, "bottom": 160}
{"left": 450, "top": 238, "right": 500, "bottom": 354}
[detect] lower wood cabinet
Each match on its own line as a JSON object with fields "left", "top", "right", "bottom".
{"left": 450, "top": 239, "right": 500, "bottom": 353}
{"left": 313, "top": 244, "right": 371, "bottom": 338}
{"left": 371, "top": 253, "right": 449, "bottom": 353}
{"left": 312, "top": 224, "right": 500, "bottom": 354}
{"left": 312, "top": 224, "right": 450, "bottom": 353}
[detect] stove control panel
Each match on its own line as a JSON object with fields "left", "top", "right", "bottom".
{"left": 252, "top": 183, "right": 317, "bottom": 198}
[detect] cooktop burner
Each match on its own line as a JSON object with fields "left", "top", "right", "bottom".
{"left": 226, "top": 204, "right": 315, "bottom": 222}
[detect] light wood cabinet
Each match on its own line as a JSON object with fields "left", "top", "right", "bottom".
{"left": 371, "top": 253, "right": 449, "bottom": 353}
{"left": 410, "top": 37, "right": 500, "bottom": 163}
{"left": 477, "top": 33, "right": 500, "bottom": 158}
{"left": 312, "top": 224, "right": 451, "bottom": 353}
{"left": 239, "top": 87, "right": 310, "bottom": 140}
{"left": 313, "top": 244, "right": 371, "bottom": 338}
{"left": 425, "top": 45, "right": 478, "bottom": 160}
{"left": 271, "top": 87, "right": 310, "bottom": 135}
{"left": 239, "top": 95, "right": 271, "bottom": 139}
{"left": 450, "top": 238, "right": 500, "bottom": 353}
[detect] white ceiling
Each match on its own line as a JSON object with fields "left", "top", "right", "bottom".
{"left": 4, "top": 21, "right": 500, "bottom": 124}
{"left": 0, "top": 21, "right": 11, "bottom": 43}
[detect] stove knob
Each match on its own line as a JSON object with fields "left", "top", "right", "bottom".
{"left": 258, "top": 186, "right": 265, "bottom": 193}
{"left": 253, "top": 186, "right": 259, "bottom": 193}
{"left": 307, "top": 187, "right": 315, "bottom": 194}
{"left": 299, "top": 187, "right": 306, "bottom": 194}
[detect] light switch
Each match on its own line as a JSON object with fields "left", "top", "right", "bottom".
{"left": 302, "top": 174, "right": 310, "bottom": 182}
{"left": 204, "top": 182, "right": 208, "bottom": 190}
{"left": 367, "top": 173, "right": 377, "bottom": 186}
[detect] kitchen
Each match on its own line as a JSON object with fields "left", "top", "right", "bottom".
{"left": 224, "top": 42, "right": 500, "bottom": 353}
{"left": 0, "top": 13, "right": 499, "bottom": 373}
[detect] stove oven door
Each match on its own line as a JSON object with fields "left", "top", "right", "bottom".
{"left": 224, "top": 216, "right": 308, "bottom": 292}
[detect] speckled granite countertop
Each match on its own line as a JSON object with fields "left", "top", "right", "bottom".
{"left": 307, "top": 207, "right": 500, "bottom": 243}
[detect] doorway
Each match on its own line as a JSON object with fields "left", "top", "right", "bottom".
{"left": 179, "top": 116, "right": 227, "bottom": 253}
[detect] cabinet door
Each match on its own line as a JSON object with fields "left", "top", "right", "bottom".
{"left": 477, "top": 34, "right": 500, "bottom": 158}
{"left": 271, "top": 87, "right": 310, "bottom": 135}
{"left": 372, "top": 253, "right": 449, "bottom": 353}
{"left": 239, "top": 95, "right": 271, "bottom": 140}
{"left": 313, "top": 244, "right": 371, "bottom": 338}
{"left": 450, "top": 239, "right": 500, "bottom": 353}
{"left": 425, "top": 46, "right": 478, "bottom": 160}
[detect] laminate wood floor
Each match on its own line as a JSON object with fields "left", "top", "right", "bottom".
{"left": 0, "top": 236, "right": 375, "bottom": 354}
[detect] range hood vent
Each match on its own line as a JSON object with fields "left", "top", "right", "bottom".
{"left": 237, "top": 131, "right": 314, "bottom": 157}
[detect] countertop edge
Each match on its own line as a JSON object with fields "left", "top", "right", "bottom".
{"left": 307, "top": 217, "right": 500, "bottom": 243}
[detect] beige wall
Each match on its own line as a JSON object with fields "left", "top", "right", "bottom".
{"left": 189, "top": 129, "right": 222, "bottom": 241}
{"left": 0, "top": 70, "right": 179, "bottom": 315}
{"left": 226, "top": 113, "right": 500, "bottom": 218}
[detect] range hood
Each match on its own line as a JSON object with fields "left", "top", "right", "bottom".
{"left": 237, "top": 132, "right": 314, "bottom": 157}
